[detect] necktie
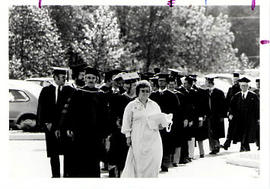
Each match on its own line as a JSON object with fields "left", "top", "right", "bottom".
{"left": 208, "top": 89, "right": 212, "bottom": 110}
{"left": 56, "top": 86, "right": 62, "bottom": 103}
{"left": 242, "top": 93, "right": 245, "bottom": 100}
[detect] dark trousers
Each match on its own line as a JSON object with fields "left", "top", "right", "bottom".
{"left": 180, "top": 141, "right": 189, "bottom": 163}
{"left": 223, "top": 120, "right": 234, "bottom": 147}
{"left": 240, "top": 142, "right": 250, "bottom": 152}
{"left": 63, "top": 154, "right": 75, "bottom": 177}
{"left": 161, "top": 154, "right": 171, "bottom": 168}
{"left": 50, "top": 155, "right": 60, "bottom": 178}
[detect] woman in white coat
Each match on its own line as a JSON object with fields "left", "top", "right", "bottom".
{"left": 121, "top": 80, "right": 164, "bottom": 178}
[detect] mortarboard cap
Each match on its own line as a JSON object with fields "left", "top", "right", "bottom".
{"left": 140, "top": 72, "right": 155, "bottom": 81}
{"left": 113, "top": 72, "right": 124, "bottom": 81}
{"left": 104, "top": 70, "right": 123, "bottom": 82}
{"left": 85, "top": 67, "right": 100, "bottom": 77}
{"left": 238, "top": 77, "right": 250, "bottom": 83}
{"left": 149, "top": 76, "right": 158, "bottom": 81}
{"left": 156, "top": 73, "right": 169, "bottom": 79}
{"left": 233, "top": 72, "right": 240, "bottom": 77}
{"left": 189, "top": 74, "right": 198, "bottom": 81}
{"left": 184, "top": 76, "right": 194, "bottom": 83}
{"left": 168, "top": 76, "right": 176, "bottom": 82}
{"left": 69, "top": 62, "right": 87, "bottom": 72}
{"left": 205, "top": 76, "right": 215, "bottom": 83}
{"left": 154, "top": 68, "right": 161, "bottom": 74}
{"left": 52, "top": 67, "right": 69, "bottom": 75}
{"left": 122, "top": 72, "right": 140, "bottom": 81}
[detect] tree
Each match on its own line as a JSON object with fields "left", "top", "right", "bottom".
{"left": 206, "top": 6, "right": 260, "bottom": 68}
{"left": 73, "top": 6, "right": 138, "bottom": 71}
{"left": 9, "top": 6, "right": 66, "bottom": 79}
{"left": 171, "top": 6, "right": 240, "bottom": 73}
{"left": 117, "top": 6, "right": 173, "bottom": 72}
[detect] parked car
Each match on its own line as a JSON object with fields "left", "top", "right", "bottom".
{"left": 9, "top": 80, "right": 42, "bottom": 132}
{"left": 25, "top": 77, "right": 75, "bottom": 87}
{"left": 25, "top": 77, "right": 54, "bottom": 87}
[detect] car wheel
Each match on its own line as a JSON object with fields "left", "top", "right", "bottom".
{"left": 17, "top": 117, "right": 36, "bottom": 131}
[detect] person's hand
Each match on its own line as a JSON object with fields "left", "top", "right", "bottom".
{"left": 183, "top": 119, "right": 188, "bottom": 128}
{"left": 55, "top": 130, "right": 61, "bottom": 139}
{"left": 198, "top": 120, "right": 203, "bottom": 127}
{"left": 228, "top": 115, "right": 233, "bottom": 120}
{"left": 188, "top": 121, "right": 193, "bottom": 127}
{"left": 67, "top": 130, "right": 74, "bottom": 141}
{"left": 116, "top": 118, "right": 122, "bottom": 128}
{"left": 45, "top": 123, "right": 52, "bottom": 131}
{"left": 126, "top": 137, "right": 131, "bottom": 147}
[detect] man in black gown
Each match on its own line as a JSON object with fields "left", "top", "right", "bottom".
{"left": 37, "top": 67, "right": 74, "bottom": 178}
{"left": 149, "top": 73, "right": 180, "bottom": 172}
{"left": 222, "top": 73, "right": 241, "bottom": 150}
{"left": 229, "top": 77, "right": 259, "bottom": 152}
{"left": 204, "top": 77, "right": 227, "bottom": 155}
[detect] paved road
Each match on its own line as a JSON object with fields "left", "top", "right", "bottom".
{"left": 8, "top": 137, "right": 259, "bottom": 178}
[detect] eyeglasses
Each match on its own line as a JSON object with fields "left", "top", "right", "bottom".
{"left": 140, "top": 89, "right": 150, "bottom": 93}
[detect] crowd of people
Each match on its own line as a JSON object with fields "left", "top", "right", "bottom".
{"left": 36, "top": 62, "right": 260, "bottom": 178}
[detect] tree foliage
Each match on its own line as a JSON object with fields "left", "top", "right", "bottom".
{"left": 73, "top": 6, "right": 139, "bottom": 71}
{"left": 9, "top": 6, "right": 66, "bottom": 79}
{"left": 9, "top": 5, "right": 257, "bottom": 79}
{"left": 171, "top": 6, "right": 239, "bottom": 73}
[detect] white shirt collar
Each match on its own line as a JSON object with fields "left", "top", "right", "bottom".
{"left": 159, "top": 87, "right": 167, "bottom": 93}
{"left": 242, "top": 91, "right": 248, "bottom": 98}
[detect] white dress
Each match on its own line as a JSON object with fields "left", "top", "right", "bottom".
{"left": 121, "top": 98, "right": 163, "bottom": 178}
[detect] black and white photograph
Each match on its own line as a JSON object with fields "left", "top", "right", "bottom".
{"left": 3, "top": 0, "right": 270, "bottom": 188}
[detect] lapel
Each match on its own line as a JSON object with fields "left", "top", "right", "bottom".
{"left": 245, "top": 91, "right": 253, "bottom": 102}
{"left": 49, "top": 85, "right": 57, "bottom": 105}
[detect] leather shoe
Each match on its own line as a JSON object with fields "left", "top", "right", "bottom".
{"left": 209, "top": 150, "right": 217, "bottom": 155}
{"left": 200, "top": 154, "right": 204, "bottom": 158}
{"left": 161, "top": 166, "right": 168, "bottom": 172}
{"left": 172, "top": 163, "right": 178, "bottom": 167}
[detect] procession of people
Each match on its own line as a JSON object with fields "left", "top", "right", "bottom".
{"left": 36, "top": 62, "right": 260, "bottom": 178}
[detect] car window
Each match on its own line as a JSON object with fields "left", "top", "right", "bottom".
{"left": 9, "top": 89, "right": 30, "bottom": 102}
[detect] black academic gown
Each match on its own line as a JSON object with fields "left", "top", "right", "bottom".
{"left": 178, "top": 87, "right": 199, "bottom": 140}
{"left": 229, "top": 91, "right": 259, "bottom": 144}
{"left": 193, "top": 87, "right": 209, "bottom": 141}
{"left": 64, "top": 89, "right": 110, "bottom": 177}
{"left": 150, "top": 89, "right": 180, "bottom": 155}
{"left": 205, "top": 88, "right": 227, "bottom": 140}
{"left": 106, "top": 92, "right": 130, "bottom": 170}
{"left": 170, "top": 89, "right": 185, "bottom": 147}
{"left": 37, "top": 84, "right": 74, "bottom": 158}
{"left": 225, "top": 84, "right": 241, "bottom": 140}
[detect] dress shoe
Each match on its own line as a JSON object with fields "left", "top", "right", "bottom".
{"left": 209, "top": 150, "right": 217, "bottom": 155}
{"left": 179, "top": 159, "right": 189, "bottom": 164}
{"left": 161, "top": 166, "right": 168, "bottom": 172}
{"left": 200, "top": 154, "right": 204, "bottom": 158}
{"left": 172, "top": 163, "right": 178, "bottom": 167}
{"left": 222, "top": 140, "right": 231, "bottom": 150}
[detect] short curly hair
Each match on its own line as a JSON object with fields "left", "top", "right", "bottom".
{"left": 135, "top": 80, "right": 152, "bottom": 97}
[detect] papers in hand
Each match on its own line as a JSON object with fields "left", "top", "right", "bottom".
{"left": 147, "top": 113, "right": 173, "bottom": 132}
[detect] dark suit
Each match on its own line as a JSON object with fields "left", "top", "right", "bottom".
{"left": 37, "top": 84, "right": 74, "bottom": 177}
